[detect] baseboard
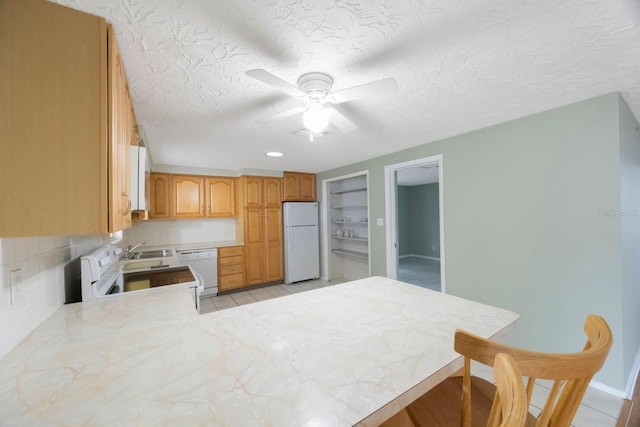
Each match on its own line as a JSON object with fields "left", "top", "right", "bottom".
{"left": 623, "top": 345, "right": 640, "bottom": 399}
{"left": 568, "top": 345, "right": 640, "bottom": 400}
{"left": 590, "top": 379, "right": 627, "bottom": 399}
{"left": 399, "top": 254, "right": 441, "bottom": 262}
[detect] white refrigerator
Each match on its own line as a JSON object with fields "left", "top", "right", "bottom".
{"left": 283, "top": 202, "right": 320, "bottom": 284}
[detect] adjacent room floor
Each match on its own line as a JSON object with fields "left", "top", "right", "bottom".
{"left": 397, "top": 257, "right": 441, "bottom": 292}
{"left": 200, "top": 278, "right": 624, "bottom": 426}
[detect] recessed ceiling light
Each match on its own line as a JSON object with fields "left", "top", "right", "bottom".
{"left": 265, "top": 151, "right": 284, "bottom": 157}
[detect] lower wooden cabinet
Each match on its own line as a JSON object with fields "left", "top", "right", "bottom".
{"left": 218, "top": 246, "right": 246, "bottom": 292}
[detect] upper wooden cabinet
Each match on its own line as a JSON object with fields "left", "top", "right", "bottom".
{"left": 206, "top": 177, "right": 236, "bottom": 218}
{"left": 299, "top": 174, "right": 316, "bottom": 201}
{"left": 0, "top": 0, "right": 135, "bottom": 236}
{"left": 108, "top": 24, "right": 134, "bottom": 232}
{"left": 243, "top": 176, "right": 264, "bottom": 208}
{"left": 171, "top": 175, "right": 205, "bottom": 218}
{"left": 149, "top": 173, "right": 171, "bottom": 218}
{"left": 149, "top": 173, "right": 236, "bottom": 219}
{"left": 265, "top": 177, "right": 283, "bottom": 207}
{"left": 283, "top": 172, "right": 317, "bottom": 202}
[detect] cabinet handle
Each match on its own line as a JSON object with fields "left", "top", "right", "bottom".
{"left": 122, "top": 190, "right": 131, "bottom": 214}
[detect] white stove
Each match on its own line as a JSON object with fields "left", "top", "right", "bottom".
{"left": 81, "top": 245, "right": 202, "bottom": 310}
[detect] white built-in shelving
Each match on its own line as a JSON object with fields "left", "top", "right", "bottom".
{"left": 327, "top": 173, "right": 370, "bottom": 281}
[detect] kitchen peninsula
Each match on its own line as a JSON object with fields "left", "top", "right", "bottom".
{"left": 0, "top": 277, "right": 518, "bottom": 426}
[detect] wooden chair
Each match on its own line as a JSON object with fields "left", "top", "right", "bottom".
{"left": 382, "top": 352, "right": 528, "bottom": 427}
{"left": 398, "top": 314, "right": 613, "bottom": 427}
{"left": 487, "top": 353, "right": 528, "bottom": 427}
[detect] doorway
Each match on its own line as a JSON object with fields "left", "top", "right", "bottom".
{"left": 385, "top": 155, "right": 445, "bottom": 292}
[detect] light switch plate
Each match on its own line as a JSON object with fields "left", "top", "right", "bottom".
{"left": 377, "top": 218, "right": 384, "bottom": 226}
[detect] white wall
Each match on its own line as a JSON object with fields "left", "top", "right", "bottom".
{"left": 0, "top": 235, "right": 110, "bottom": 359}
{"left": 123, "top": 219, "right": 236, "bottom": 247}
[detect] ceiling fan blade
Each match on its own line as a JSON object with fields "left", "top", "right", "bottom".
{"left": 328, "top": 78, "right": 399, "bottom": 104}
{"left": 326, "top": 107, "right": 357, "bottom": 133}
{"left": 246, "top": 69, "right": 306, "bottom": 98}
{"left": 258, "top": 106, "right": 306, "bottom": 123}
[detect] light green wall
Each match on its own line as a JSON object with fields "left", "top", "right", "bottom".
{"left": 317, "top": 93, "right": 639, "bottom": 391}
{"left": 398, "top": 184, "right": 440, "bottom": 258}
{"left": 618, "top": 95, "right": 640, "bottom": 386}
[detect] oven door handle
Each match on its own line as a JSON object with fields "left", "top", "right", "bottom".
{"left": 192, "top": 270, "right": 205, "bottom": 314}
{"left": 193, "top": 271, "right": 205, "bottom": 293}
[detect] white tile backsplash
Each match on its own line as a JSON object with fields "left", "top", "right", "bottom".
{"left": 123, "top": 219, "right": 236, "bottom": 247}
{"left": 0, "top": 234, "right": 110, "bottom": 360}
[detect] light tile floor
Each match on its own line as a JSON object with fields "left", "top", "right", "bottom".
{"left": 200, "top": 279, "right": 625, "bottom": 426}
{"left": 199, "top": 278, "right": 345, "bottom": 314}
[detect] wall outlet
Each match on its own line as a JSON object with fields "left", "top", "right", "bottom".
{"left": 377, "top": 218, "right": 384, "bottom": 226}
{"left": 9, "top": 268, "right": 22, "bottom": 306}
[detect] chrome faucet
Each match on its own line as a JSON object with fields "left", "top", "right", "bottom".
{"left": 124, "top": 242, "right": 145, "bottom": 259}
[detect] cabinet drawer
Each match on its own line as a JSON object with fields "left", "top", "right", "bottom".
{"left": 219, "top": 255, "right": 244, "bottom": 267}
{"left": 219, "top": 273, "right": 245, "bottom": 289}
{"left": 219, "top": 246, "right": 244, "bottom": 257}
{"left": 219, "top": 264, "right": 244, "bottom": 276}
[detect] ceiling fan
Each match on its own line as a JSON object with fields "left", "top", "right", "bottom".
{"left": 246, "top": 69, "right": 398, "bottom": 139}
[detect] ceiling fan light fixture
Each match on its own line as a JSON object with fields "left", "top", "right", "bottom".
{"left": 303, "top": 102, "right": 328, "bottom": 132}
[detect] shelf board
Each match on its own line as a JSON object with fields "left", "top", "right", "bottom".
{"left": 332, "top": 221, "right": 368, "bottom": 225}
{"left": 330, "top": 187, "right": 367, "bottom": 195}
{"left": 330, "top": 205, "right": 368, "bottom": 209}
{"left": 331, "top": 249, "right": 369, "bottom": 259}
{"left": 331, "top": 235, "right": 368, "bottom": 242}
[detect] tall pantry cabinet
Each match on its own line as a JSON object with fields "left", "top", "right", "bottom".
{"left": 236, "top": 177, "right": 284, "bottom": 286}
{"left": 0, "top": 0, "right": 136, "bottom": 236}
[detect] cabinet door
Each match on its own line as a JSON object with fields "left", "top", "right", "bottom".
{"left": 0, "top": 0, "right": 110, "bottom": 236}
{"left": 206, "top": 177, "right": 236, "bottom": 218}
{"left": 299, "top": 174, "right": 316, "bottom": 201}
{"left": 171, "top": 175, "right": 205, "bottom": 218}
{"left": 282, "top": 172, "right": 300, "bottom": 201}
{"left": 108, "top": 24, "right": 132, "bottom": 232}
{"left": 244, "top": 208, "right": 264, "bottom": 285}
{"left": 244, "top": 176, "right": 263, "bottom": 208}
{"left": 149, "top": 173, "right": 171, "bottom": 218}
{"left": 264, "top": 177, "right": 282, "bottom": 208}
{"left": 264, "top": 206, "right": 283, "bottom": 282}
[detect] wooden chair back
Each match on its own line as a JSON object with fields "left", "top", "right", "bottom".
{"left": 487, "top": 353, "right": 528, "bottom": 427}
{"left": 456, "top": 314, "right": 613, "bottom": 427}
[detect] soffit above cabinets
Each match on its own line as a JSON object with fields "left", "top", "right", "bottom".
{"left": 52, "top": 0, "right": 640, "bottom": 173}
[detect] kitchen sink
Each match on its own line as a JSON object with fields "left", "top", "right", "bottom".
{"left": 128, "top": 249, "right": 173, "bottom": 259}
{"left": 123, "top": 260, "right": 165, "bottom": 271}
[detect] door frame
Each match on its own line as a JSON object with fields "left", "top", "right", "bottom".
{"left": 320, "top": 170, "right": 371, "bottom": 281}
{"left": 384, "top": 155, "right": 445, "bottom": 292}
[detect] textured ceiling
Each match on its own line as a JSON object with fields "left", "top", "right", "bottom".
{"left": 53, "top": 0, "right": 640, "bottom": 173}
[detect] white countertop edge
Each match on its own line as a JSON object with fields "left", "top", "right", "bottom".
{"left": 355, "top": 316, "right": 521, "bottom": 426}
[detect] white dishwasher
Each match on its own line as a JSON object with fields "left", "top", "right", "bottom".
{"left": 176, "top": 248, "right": 218, "bottom": 296}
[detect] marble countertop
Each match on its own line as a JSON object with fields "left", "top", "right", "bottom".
{"left": 0, "top": 277, "right": 519, "bottom": 426}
